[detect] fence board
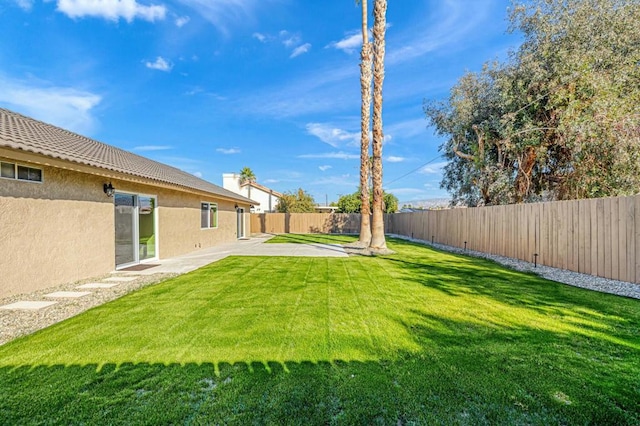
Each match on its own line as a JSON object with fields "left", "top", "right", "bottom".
{"left": 610, "top": 198, "right": 619, "bottom": 281}
{"left": 636, "top": 195, "right": 640, "bottom": 284}
{"left": 618, "top": 198, "right": 626, "bottom": 281}
{"left": 571, "top": 201, "right": 579, "bottom": 272}
{"left": 628, "top": 197, "right": 636, "bottom": 283}
{"left": 578, "top": 200, "right": 589, "bottom": 275}
{"left": 251, "top": 194, "right": 640, "bottom": 284}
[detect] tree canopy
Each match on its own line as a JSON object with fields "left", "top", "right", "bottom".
{"left": 276, "top": 188, "right": 316, "bottom": 213}
{"left": 425, "top": 0, "right": 640, "bottom": 206}
{"left": 238, "top": 167, "right": 256, "bottom": 184}
{"left": 336, "top": 189, "right": 398, "bottom": 214}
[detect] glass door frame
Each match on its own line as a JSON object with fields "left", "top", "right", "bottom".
{"left": 237, "top": 207, "right": 245, "bottom": 239}
{"left": 114, "top": 191, "right": 158, "bottom": 269}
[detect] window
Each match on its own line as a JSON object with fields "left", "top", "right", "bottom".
{"left": 1, "top": 162, "right": 15, "bottom": 179}
{"left": 201, "top": 202, "right": 218, "bottom": 229}
{"left": 0, "top": 161, "right": 42, "bottom": 182}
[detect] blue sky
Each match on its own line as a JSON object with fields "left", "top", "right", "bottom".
{"left": 1, "top": 0, "right": 520, "bottom": 205}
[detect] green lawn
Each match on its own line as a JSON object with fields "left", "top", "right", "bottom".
{"left": 1, "top": 237, "right": 639, "bottom": 425}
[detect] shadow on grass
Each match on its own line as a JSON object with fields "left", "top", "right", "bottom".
{"left": 1, "top": 348, "right": 638, "bottom": 425}
{"left": 1, "top": 236, "right": 639, "bottom": 424}
{"left": 383, "top": 238, "right": 638, "bottom": 327}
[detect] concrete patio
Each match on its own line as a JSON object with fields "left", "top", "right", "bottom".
{"left": 114, "top": 234, "right": 348, "bottom": 276}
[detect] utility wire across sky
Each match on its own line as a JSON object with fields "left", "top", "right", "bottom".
{"left": 385, "top": 154, "right": 445, "bottom": 188}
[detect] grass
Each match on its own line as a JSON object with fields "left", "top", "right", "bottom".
{"left": 1, "top": 236, "right": 639, "bottom": 425}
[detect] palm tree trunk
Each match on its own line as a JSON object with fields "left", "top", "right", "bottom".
{"left": 370, "top": 0, "right": 387, "bottom": 250}
{"left": 358, "top": 0, "right": 373, "bottom": 247}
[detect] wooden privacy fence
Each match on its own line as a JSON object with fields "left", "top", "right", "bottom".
{"left": 386, "top": 195, "right": 640, "bottom": 285}
{"left": 251, "top": 194, "right": 640, "bottom": 284}
{"left": 251, "top": 213, "right": 364, "bottom": 235}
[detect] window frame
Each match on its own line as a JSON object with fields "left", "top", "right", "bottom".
{"left": 200, "top": 202, "right": 218, "bottom": 229}
{"left": 0, "top": 160, "right": 43, "bottom": 183}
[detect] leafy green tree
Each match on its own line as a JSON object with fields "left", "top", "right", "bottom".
{"left": 336, "top": 193, "right": 361, "bottom": 213}
{"left": 238, "top": 167, "right": 256, "bottom": 184}
{"left": 383, "top": 192, "right": 398, "bottom": 214}
{"left": 336, "top": 189, "right": 398, "bottom": 214}
{"left": 425, "top": 0, "right": 640, "bottom": 205}
{"left": 276, "top": 188, "right": 316, "bottom": 213}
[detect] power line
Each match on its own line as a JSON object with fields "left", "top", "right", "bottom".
{"left": 384, "top": 154, "right": 444, "bottom": 187}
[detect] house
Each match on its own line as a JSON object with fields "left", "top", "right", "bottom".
{"left": 0, "top": 108, "right": 257, "bottom": 299}
{"left": 222, "top": 173, "right": 282, "bottom": 213}
{"left": 314, "top": 205, "right": 338, "bottom": 213}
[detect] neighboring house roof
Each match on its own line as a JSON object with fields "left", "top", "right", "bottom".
{"left": 0, "top": 108, "right": 256, "bottom": 204}
{"left": 314, "top": 205, "right": 338, "bottom": 213}
{"left": 240, "top": 180, "right": 283, "bottom": 198}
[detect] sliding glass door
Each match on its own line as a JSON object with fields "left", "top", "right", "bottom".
{"left": 114, "top": 193, "right": 136, "bottom": 267}
{"left": 138, "top": 196, "right": 156, "bottom": 261}
{"left": 114, "top": 193, "right": 157, "bottom": 268}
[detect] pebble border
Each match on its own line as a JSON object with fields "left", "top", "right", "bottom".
{"left": 388, "top": 234, "right": 640, "bottom": 300}
{"left": 0, "top": 273, "right": 176, "bottom": 346}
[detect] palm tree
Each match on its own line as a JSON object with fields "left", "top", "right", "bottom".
{"left": 239, "top": 167, "right": 256, "bottom": 199}
{"left": 356, "top": 0, "right": 373, "bottom": 247}
{"left": 369, "top": 0, "right": 387, "bottom": 250}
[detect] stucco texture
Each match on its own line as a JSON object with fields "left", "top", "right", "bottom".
{"left": 0, "top": 164, "right": 114, "bottom": 298}
{"left": 0, "top": 156, "right": 251, "bottom": 299}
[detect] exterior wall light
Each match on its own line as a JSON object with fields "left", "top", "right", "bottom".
{"left": 103, "top": 182, "right": 115, "bottom": 197}
{"left": 234, "top": 203, "right": 239, "bottom": 209}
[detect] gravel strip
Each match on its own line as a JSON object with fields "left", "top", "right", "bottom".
{"left": 0, "top": 272, "right": 176, "bottom": 346}
{"left": 388, "top": 234, "right": 640, "bottom": 300}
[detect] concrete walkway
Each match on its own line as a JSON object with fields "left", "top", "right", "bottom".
{"left": 115, "top": 235, "right": 348, "bottom": 276}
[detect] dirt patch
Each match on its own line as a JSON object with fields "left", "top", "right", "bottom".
{"left": 342, "top": 245, "right": 395, "bottom": 257}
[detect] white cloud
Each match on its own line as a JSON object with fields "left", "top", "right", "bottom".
{"left": 386, "top": 0, "right": 490, "bottom": 65}
{"left": 133, "top": 145, "right": 172, "bottom": 151}
{"left": 419, "top": 161, "right": 448, "bottom": 175}
{"left": 298, "top": 152, "right": 359, "bottom": 160}
{"left": 311, "top": 174, "right": 356, "bottom": 187}
{"left": 175, "top": 0, "right": 277, "bottom": 34}
{"left": 280, "top": 30, "right": 300, "bottom": 48}
{"left": 319, "top": 165, "right": 332, "bottom": 172}
{"left": 175, "top": 15, "right": 190, "bottom": 27}
{"left": 252, "top": 32, "right": 267, "bottom": 42}
{"left": 385, "top": 118, "right": 427, "bottom": 140}
{"left": 251, "top": 30, "right": 310, "bottom": 58}
{"left": 145, "top": 56, "right": 173, "bottom": 72}
{"left": 263, "top": 179, "right": 280, "bottom": 184}
{"left": 327, "top": 31, "right": 362, "bottom": 53}
{"left": 290, "top": 43, "right": 311, "bottom": 58}
{"left": 55, "top": 0, "right": 166, "bottom": 23}
{"left": 386, "top": 156, "right": 406, "bottom": 163}
{"left": 306, "top": 123, "right": 359, "bottom": 148}
{"left": 14, "top": 0, "right": 34, "bottom": 11}
{"left": 193, "top": 171, "right": 203, "bottom": 178}
{"left": 216, "top": 148, "right": 241, "bottom": 154}
{"left": 0, "top": 75, "right": 101, "bottom": 134}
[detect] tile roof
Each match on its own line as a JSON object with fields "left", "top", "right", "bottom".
{"left": 0, "top": 108, "right": 256, "bottom": 204}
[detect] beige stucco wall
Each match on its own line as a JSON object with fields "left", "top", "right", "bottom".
{"left": 0, "top": 162, "right": 114, "bottom": 298}
{"left": 0, "top": 155, "right": 251, "bottom": 299}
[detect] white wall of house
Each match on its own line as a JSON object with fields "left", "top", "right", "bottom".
{"left": 222, "top": 173, "right": 280, "bottom": 213}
